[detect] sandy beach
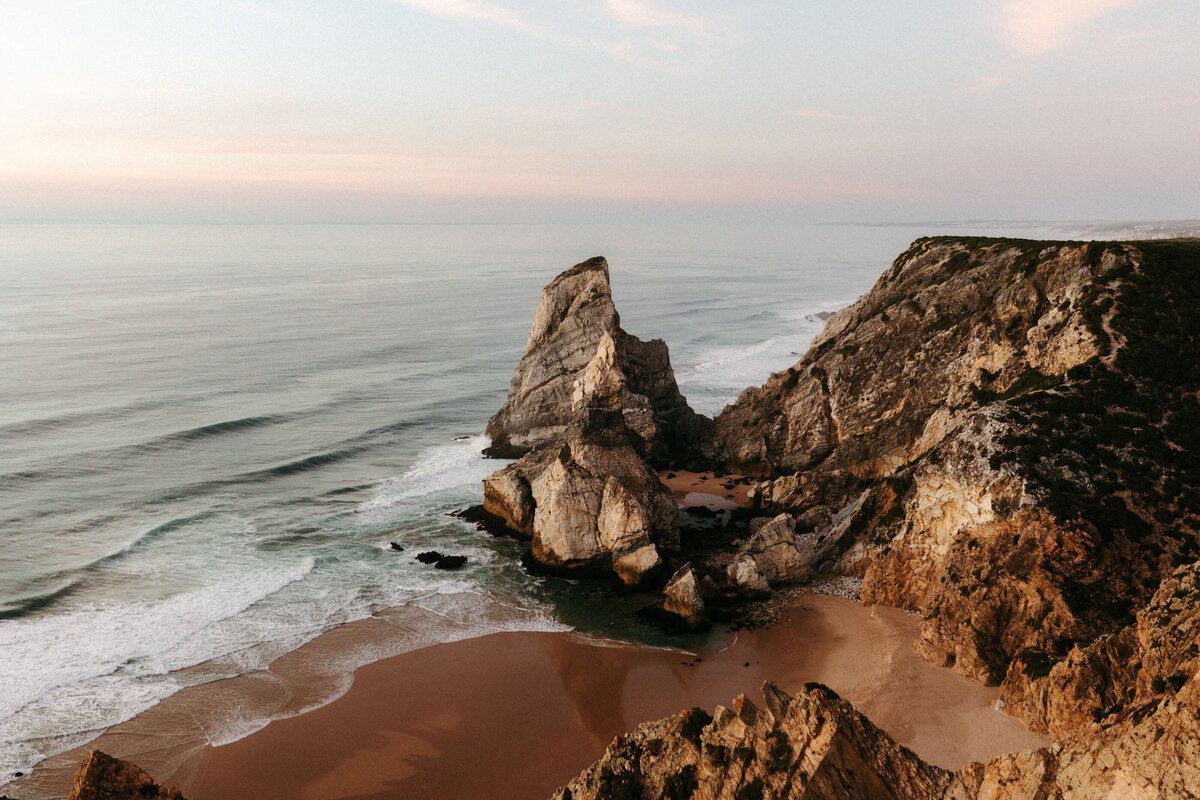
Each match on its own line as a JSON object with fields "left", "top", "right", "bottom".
{"left": 659, "top": 469, "right": 754, "bottom": 509}
{"left": 6, "top": 462, "right": 1049, "bottom": 800}
{"left": 126, "top": 594, "right": 1045, "bottom": 800}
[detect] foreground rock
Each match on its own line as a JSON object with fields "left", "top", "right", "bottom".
{"left": 715, "top": 238, "right": 1200, "bottom": 731}
{"left": 485, "top": 256, "right": 708, "bottom": 464}
{"left": 552, "top": 677, "right": 1200, "bottom": 800}
{"left": 68, "top": 751, "right": 184, "bottom": 800}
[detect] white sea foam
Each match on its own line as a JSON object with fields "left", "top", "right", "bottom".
{"left": 0, "top": 561, "right": 313, "bottom": 719}
{"left": 675, "top": 299, "right": 858, "bottom": 417}
{"left": 356, "top": 434, "right": 500, "bottom": 513}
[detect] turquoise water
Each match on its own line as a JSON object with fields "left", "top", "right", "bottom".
{"left": 0, "top": 218, "right": 1139, "bottom": 779}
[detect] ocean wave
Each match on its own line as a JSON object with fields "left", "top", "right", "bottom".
{"left": 357, "top": 434, "right": 498, "bottom": 512}
{"left": 0, "top": 580, "right": 83, "bottom": 621}
{"left": 0, "top": 397, "right": 176, "bottom": 438}
{"left": 149, "top": 415, "right": 289, "bottom": 445}
{"left": 0, "top": 415, "right": 291, "bottom": 488}
{"left": 0, "top": 560, "right": 315, "bottom": 721}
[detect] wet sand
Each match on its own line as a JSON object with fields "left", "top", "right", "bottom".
{"left": 165, "top": 595, "right": 1046, "bottom": 800}
{"left": 659, "top": 469, "right": 753, "bottom": 509}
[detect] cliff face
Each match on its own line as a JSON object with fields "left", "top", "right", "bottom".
{"left": 479, "top": 239, "right": 1200, "bottom": 800}
{"left": 714, "top": 238, "right": 1200, "bottom": 733}
{"left": 485, "top": 256, "right": 707, "bottom": 465}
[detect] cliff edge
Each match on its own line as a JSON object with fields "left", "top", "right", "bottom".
{"left": 715, "top": 238, "right": 1200, "bottom": 737}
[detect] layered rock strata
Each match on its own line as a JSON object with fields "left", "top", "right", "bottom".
{"left": 485, "top": 256, "right": 707, "bottom": 464}
{"left": 483, "top": 258, "right": 703, "bottom": 583}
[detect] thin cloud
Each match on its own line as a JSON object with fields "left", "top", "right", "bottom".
{"left": 605, "top": 0, "right": 706, "bottom": 31}
{"left": 391, "top": 0, "right": 570, "bottom": 44}
{"left": 997, "top": 0, "right": 1145, "bottom": 53}
{"left": 789, "top": 110, "right": 846, "bottom": 120}
{"left": 786, "top": 109, "right": 880, "bottom": 123}
{"left": 958, "top": 75, "right": 1005, "bottom": 95}
{"left": 390, "top": 0, "right": 699, "bottom": 67}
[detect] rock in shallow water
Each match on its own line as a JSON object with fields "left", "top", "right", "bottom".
{"left": 661, "top": 564, "right": 708, "bottom": 631}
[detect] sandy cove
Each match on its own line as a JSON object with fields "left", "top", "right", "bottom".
{"left": 659, "top": 469, "right": 754, "bottom": 509}
{"left": 163, "top": 594, "right": 1044, "bottom": 800}
{"left": 9, "top": 472, "right": 1048, "bottom": 800}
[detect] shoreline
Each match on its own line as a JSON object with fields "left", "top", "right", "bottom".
{"left": 175, "top": 594, "right": 1049, "bottom": 800}
{"left": 11, "top": 593, "right": 1048, "bottom": 800}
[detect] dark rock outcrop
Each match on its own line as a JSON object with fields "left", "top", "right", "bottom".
{"left": 660, "top": 564, "right": 709, "bottom": 630}
{"left": 485, "top": 256, "right": 708, "bottom": 465}
{"left": 552, "top": 683, "right": 952, "bottom": 800}
{"left": 552, "top": 676, "right": 1200, "bottom": 800}
{"left": 68, "top": 751, "right": 184, "bottom": 800}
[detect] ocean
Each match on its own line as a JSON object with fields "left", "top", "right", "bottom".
{"left": 0, "top": 218, "right": 1183, "bottom": 787}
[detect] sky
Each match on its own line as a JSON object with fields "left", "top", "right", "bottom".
{"left": 1, "top": 0, "right": 1197, "bottom": 223}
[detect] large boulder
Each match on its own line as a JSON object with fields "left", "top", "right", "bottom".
{"left": 661, "top": 564, "right": 708, "bottom": 630}
{"left": 726, "top": 513, "right": 810, "bottom": 591}
{"left": 485, "top": 256, "right": 707, "bottom": 465}
{"left": 68, "top": 750, "right": 185, "bottom": 800}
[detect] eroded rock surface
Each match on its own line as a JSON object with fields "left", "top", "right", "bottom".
{"left": 482, "top": 258, "right": 698, "bottom": 583}
{"left": 661, "top": 564, "right": 708, "bottom": 630}
{"left": 68, "top": 751, "right": 184, "bottom": 800}
{"left": 552, "top": 678, "right": 1200, "bottom": 800}
{"left": 485, "top": 256, "right": 707, "bottom": 464}
{"left": 716, "top": 238, "right": 1200, "bottom": 728}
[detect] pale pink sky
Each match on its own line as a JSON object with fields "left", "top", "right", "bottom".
{"left": 1, "top": 0, "right": 1196, "bottom": 221}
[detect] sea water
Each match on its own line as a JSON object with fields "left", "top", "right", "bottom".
{"left": 0, "top": 218, "right": 1186, "bottom": 783}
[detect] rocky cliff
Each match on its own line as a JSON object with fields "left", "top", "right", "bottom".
{"left": 535, "top": 237, "right": 1199, "bottom": 799}
{"left": 715, "top": 238, "right": 1200, "bottom": 730}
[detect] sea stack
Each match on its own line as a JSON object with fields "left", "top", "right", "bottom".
{"left": 482, "top": 256, "right": 705, "bottom": 584}
{"left": 484, "top": 256, "right": 708, "bottom": 465}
